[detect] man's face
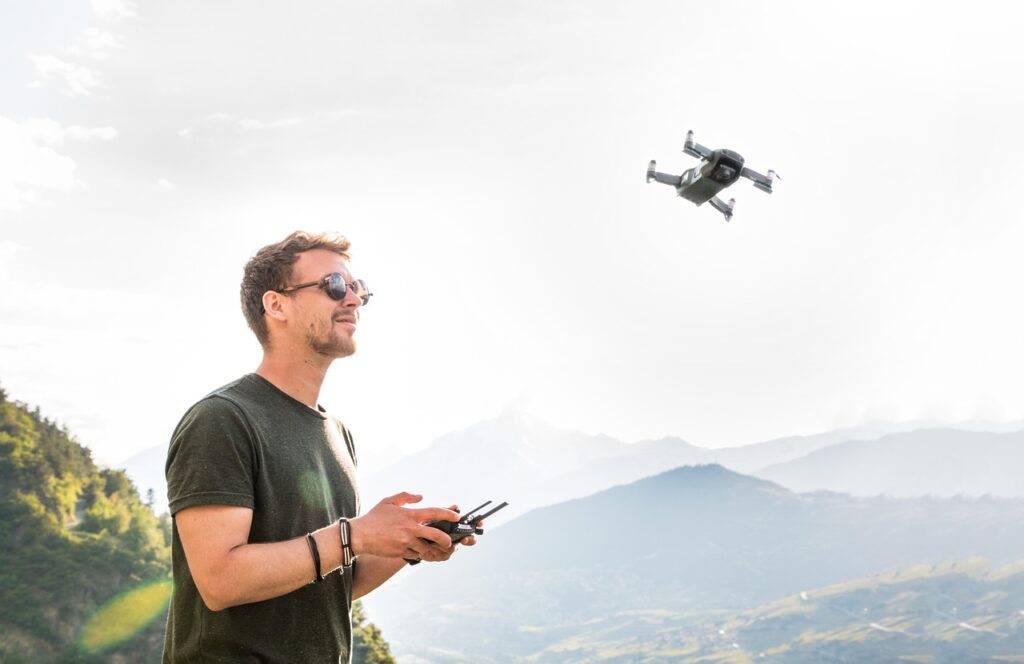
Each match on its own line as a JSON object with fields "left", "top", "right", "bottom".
{"left": 284, "top": 249, "right": 362, "bottom": 359}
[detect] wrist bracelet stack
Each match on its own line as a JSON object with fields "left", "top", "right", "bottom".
{"left": 338, "top": 518, "right": 356, "bottom": 567}
{"left": 304, "top": 520, "right": 355, "bottom": 584}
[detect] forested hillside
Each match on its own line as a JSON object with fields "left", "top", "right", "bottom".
{"left": 0, "top": 384, "right": 171, "bottom": 662}
{"left": 497, "top": 559, "right": 1024, "bottom": 663}
{"left": 0, "top": 384, "right": 395, "bottom": 663}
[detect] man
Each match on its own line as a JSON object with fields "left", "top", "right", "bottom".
{"left": 164, "top": 231, "right": 468, "bottom": 662}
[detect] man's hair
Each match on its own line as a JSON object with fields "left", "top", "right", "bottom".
{"left": 241, "top": 231, "right": 352, "bottom": 346}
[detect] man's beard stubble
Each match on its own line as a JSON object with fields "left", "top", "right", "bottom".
{"left": 306, "top": 319, "right": 356, "bottom": 358}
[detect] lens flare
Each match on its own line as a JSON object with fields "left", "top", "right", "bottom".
{"left": 300, "top": 469, "right": 327, "bottom": 507}
{"left": 78, "top": 577, "right": 172, "bottom": 653}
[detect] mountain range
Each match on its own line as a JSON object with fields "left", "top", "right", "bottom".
{"left": 362, "top": 464, "right": 1024, "bottom": 662}
{"left": 358, "top": 413, "right": 1024, "bottom": 519}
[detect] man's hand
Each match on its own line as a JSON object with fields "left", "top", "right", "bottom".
{"left": 444, "top": 504, "right": 480, "bottom": 549}
{"left": 424, "top": 504, "right": 480, "bottom": 560}
{"left": 349, "top": 492, "right": 460, "bottom": 562}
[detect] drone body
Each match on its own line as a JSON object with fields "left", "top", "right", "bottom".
{"left": 647, "top": 130, "right": 777, "bottom": 222}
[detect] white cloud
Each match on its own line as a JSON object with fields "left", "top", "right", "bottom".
{"left": 238, "top": 116, "right": 305, "bottom": 131}
{"left": 91, "top": 0, "right": 134, "bottom": 19}
{"left": 157, "top": 178, "right": 174, "bottom": 190}
{"left": 31, "top": 54, "right": 101, "bottom": 96}
{"left": 68, "top": 28, "right": 125, "bottom": 60}
{"left": 0, "top": 240, "right": 27, "bottom": 282}
{"left": 326, "top": 109, "right": 365, "bottom": 118}
{"left": 63, "top": 124, "right": 118, "bottom": 142}
{"left": 0, "top": 116, "right": 114, "bottom": 212}
{"left": 201, "top": 113, "right": 305, "bottom": 132}
{"left": 24, "top": 118, "right": 118, "bottom": 145}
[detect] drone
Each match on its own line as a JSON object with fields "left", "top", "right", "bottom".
{"left": 647, "top": 130, "right": 778, "bottom": 222}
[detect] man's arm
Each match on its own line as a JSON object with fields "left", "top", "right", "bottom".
{"left": 350, "top": 555, "right": 407, "bottom": 600}
{"left": 176, "top": 492, "right": 458, "bottom": 611}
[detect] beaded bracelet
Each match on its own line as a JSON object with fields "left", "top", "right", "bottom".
{"left": 338, "top": 518, "right": 356, "bottom": 567}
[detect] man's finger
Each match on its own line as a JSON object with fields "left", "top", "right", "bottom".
{"left": 410, "top": 507, "right": 459, "bottom": 523}
{"left": 415, "top": 525, "right": 453, "bottom": 549}
{"left": 382, "top": 492, "right": 422, "bottom": 506}
{"left": 408, "top": 538, "right": 446, "bottom": 559}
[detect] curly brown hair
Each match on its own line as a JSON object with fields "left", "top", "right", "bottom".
{"left": 240, "top": 231, "right": 352, "bottom": 346}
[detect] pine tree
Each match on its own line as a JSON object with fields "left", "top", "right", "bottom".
{"left": 351, "top": 600, "right": 397, "bottom": 664}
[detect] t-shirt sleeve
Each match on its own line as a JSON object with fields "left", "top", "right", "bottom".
{"left": 166, "top": 396, "right": 258, "bottom": 515}
{"left": 339, "top": 421, "right": 357, "bottom": 468}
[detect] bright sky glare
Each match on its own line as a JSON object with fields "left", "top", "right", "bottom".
{"left": 2, "top": 1, "right": 1023, "bottom": 467}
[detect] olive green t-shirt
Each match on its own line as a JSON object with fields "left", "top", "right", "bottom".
{"left": 163, "top": 374, "right": 360, "bottom": 663}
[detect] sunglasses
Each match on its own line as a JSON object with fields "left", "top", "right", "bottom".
{"left": 276, "top": 273, "right": 373, "bottom": 305}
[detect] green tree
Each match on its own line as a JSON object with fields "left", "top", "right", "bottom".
{"left": 351, "top": 600, "right": 397, "bottom": 664}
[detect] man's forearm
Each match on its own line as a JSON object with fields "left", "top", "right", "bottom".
{"left": 194, "top": 523, "right": 344, "bottom": 611}
{"left": 351, "top": 554, "right": 407, "bottom": 600}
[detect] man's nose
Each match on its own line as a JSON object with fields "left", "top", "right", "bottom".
{"left": 341, "top": 284, "right": 362, "bottom": 308}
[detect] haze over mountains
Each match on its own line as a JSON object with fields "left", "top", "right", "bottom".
{"left": 758, "top": 428, "right": 1024, "bottom": 497}
{"left": 363, "top": 465, "right": 1024, "bottom": 662}
{"left": 121, "top": 411, "right": 1024, "bottom": 517}
{"left": 363, "top": 413, "right": 1024, "bottom": 514}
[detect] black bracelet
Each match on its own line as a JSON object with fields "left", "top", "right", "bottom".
{"left": 306, "top": 533, "right": 324, "bottom": 583}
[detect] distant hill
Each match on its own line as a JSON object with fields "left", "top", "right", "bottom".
{"left": 360, "top": 410, "right": 663, "bottom": 519}
{"left": 756, "top": 428, "right": 1024, "bottom": 497}
{"left": 363, "top": 464, "right": 1024, "bottom": 662}
{"left": 119, "top": 443, "right": 170, "bottom": 515}
{"left": 688, "top": 420, "right": 933, "bottom": 472}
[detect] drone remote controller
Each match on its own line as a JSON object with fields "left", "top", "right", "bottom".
{"left": 406, "top": 500, "right": 508, "bottom": 565}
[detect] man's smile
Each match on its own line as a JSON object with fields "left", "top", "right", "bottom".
{"left": 333, "top": 315, "right": 357, "bottom": 330}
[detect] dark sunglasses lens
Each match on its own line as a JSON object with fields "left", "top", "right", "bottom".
{"left": 322, "top": 274, "right": 371, "bottom": 304}
{"left": 353, "top": 279, "right": 371, "bottom": 305}
{"left": 324, "top": 273, "right": 347, "bottom": 300}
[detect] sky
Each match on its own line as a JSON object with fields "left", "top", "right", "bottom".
{"left": 2, "top": 0, "right": 1023, "bottom": 469}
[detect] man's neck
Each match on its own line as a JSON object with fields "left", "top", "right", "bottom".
{"left": 255, "top": 350, "right": 332, "bottom": 409}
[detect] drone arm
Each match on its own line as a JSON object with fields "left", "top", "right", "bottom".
{"left": 646, "top": 161, "right": 683, "bottom": 187}
{"left": 683, "top": 130, "right": 714, "bottom": 160}
{"left": 709, "top": 196, "right": 735, "bottom": 222}
{"left": 740, "top": 166, "right": 776, "bottom": 194}
{"left": 650, "top": 171, "right": 682, "bottom": 186}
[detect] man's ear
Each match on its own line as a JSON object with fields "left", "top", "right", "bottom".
{"left": 262, "top": 291, "right": 288, "bottom": 322}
